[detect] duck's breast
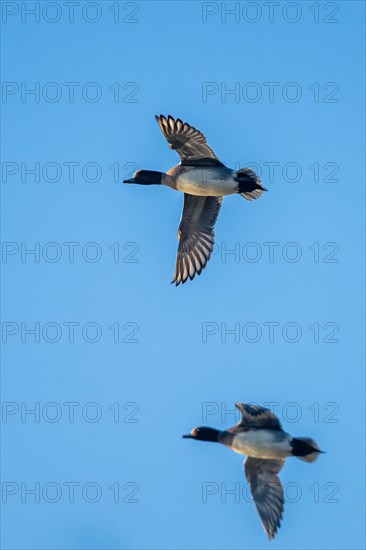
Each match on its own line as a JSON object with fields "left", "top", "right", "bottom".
{"left": 167, "top": 166, "right": 237, "bottom": 196}
{"left": 231, "top": 430, "right": 292, "bottom": 459}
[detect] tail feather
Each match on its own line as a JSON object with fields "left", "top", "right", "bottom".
{"left": 291, "top": 437, "right": 324, "bottom": 463}
{"left": 234, "top": 168, "right": 267, "bottom": 201}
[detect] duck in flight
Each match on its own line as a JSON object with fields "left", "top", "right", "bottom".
{"left": 183, "top": 402, "right": 324, "bottom": 540}
{"left": 124, "top": 115, "right": 267, "bottom": 285}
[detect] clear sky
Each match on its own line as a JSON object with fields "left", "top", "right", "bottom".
{"left": 1, "top": 1, "right": 365, "bottom": 549}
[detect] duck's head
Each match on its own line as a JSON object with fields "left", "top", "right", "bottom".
{"left": 123, "top": 170, "right": 163, "bottom": 185}
{"left": 183, "top": 426, "right": 220, "bottom": 442}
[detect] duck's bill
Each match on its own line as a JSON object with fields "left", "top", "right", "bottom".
{"left": 123, "top": 178, "right": 135, "bottom": 183}
{"left": 182, "top": 434, "right": 193, "bottom": 438}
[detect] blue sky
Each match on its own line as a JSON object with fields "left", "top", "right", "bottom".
{"left": 1, "top": 1, "right": 365, "bottom": 549}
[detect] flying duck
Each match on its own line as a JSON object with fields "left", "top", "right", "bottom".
{"left": 183, "top": 402, "right": 324, "bottom": 540}
{"left": 124, "top": 115, "right": 266, "bottom": 285}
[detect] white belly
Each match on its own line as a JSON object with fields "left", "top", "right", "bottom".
{"left": 175, "top": 168, "right": 237, "bottom": 197}
{"left": 231, "top": 430, "right": 292, "bottom": 459}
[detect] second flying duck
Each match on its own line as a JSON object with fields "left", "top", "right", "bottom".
{"left": 183, "top": 402, "right": 324, "bottom": 540}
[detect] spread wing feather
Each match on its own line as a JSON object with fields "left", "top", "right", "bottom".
{"left": 172, "top": 194, "right": 222, "bottom": 285}
{"left": 244, "top": 457, "right": 284, "bottom": 540}
{"left": 155, "top": 115, "right": 222, "bottom": 165}
{"left": 235, "top": 403, "right": 283, "bottom": 431}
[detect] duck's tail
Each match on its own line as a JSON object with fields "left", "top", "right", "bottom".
{"left": 291, "top": 437, "right": 324, "bottom": 463}
{"left": 234, "top": 168, "right": 267, "bottom": 201}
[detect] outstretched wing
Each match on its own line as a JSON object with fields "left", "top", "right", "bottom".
{"left": 244, "top": 457, "right": 284, "bottom": 540}
{"left": 155, "top": 115, "right": 223, "bottom": 165}
{"left": 235, "top": 403, "right": 283, "bottom": 431}
{"left": 172, "top": 194, "right": 222, "bottom": 286}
